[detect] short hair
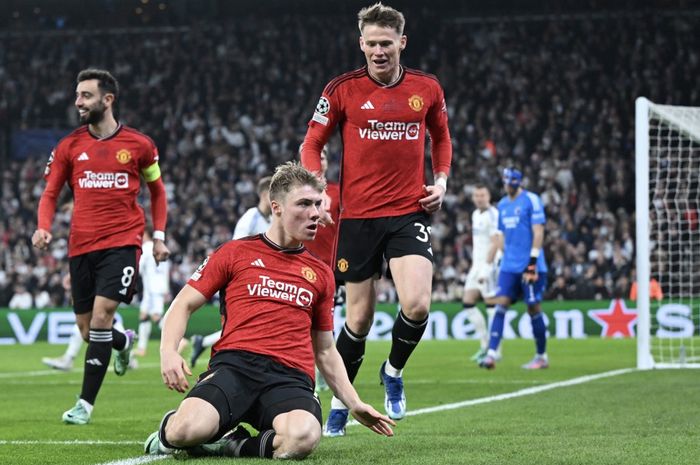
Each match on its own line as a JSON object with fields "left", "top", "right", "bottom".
{"left": 357, "top": 2, "right": 405, "bottom": 35}
{"left": 77, "top": 68, "right": 119, "bottom": 100}
{"left": 257, "top": 176, "right": 272, "bottom": 195}
{"left": 474, "top": 183, "right": 490, "bottom": 194}
{"left": 269, "top": 162, "right": 325, "bottom": 202}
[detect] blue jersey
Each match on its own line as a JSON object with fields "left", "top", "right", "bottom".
{"left": 497, "top": 190, "right": 547, "bottom": 273}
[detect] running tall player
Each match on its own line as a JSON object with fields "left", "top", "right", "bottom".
{"left": 301, "top": 3, "right": 452, "bottom": 436}
{"left": 32, "top": 69, "right": 170, "bottom": 424}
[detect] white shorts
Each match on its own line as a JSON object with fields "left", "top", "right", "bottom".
{"left": 140, "top": 292, "right": 165, "bottom": 317}
{"left": 464, "top": 264, "right": 498, "bottom": 299}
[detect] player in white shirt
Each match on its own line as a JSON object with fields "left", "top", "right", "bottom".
{"left": 189, "top": 175, "right": 272, "bottom": 367}
{"left": 135, "top": 230, "right": 172, "bottom": 357}
{"left": 463, "top": 185, "right": 502, "bottom": 364}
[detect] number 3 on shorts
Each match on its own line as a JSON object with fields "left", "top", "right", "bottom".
{"left": 414, "top": 222, "right": 432, "bottom": 243}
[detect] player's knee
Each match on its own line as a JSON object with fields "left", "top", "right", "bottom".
{"left": 401, "top": 297, "right": 430, "bottom": 320}
{"left": 152, "top": 314, "right": 162, "bottom": 324}
{"left": 165, "top": 414, "right": 213, "bottom": 447}
{"left": 277, "top": 425, "right": 320, "bottom": 459}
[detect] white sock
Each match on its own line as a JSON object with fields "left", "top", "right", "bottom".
{"left": 330, "top": 396, "right": 348, "bottom": 410}
{"left": 466, "top": 306, "right": 488, "bottom": 350}
{"left": 202, "top": 331, "right": 221, "bottom": 348}
{"left": 65, "top": 325, "right": 84, "bottom": 360}
{"left": 384, "top": 359, "right": 403, "bottom": 377}
{"left": 79, "top": 398, "right": 94, "bottom": 415}
{"left": 138, "top": 320, "right": 152, "bottom": 352}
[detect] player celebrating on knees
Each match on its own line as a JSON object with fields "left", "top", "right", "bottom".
{"left": 479, "top": 168, "right": 549, "bottom": 370}
{"left": 301, "top": 2, "right": 452, "bottom": 436}
{"left": 463, "top": 185, "right": 502, "bottom": 364}
{"left": 145, "top": 162, "right": 394, "bottom": 460}
{"left": 32, "top": 68, "right": 169, "bottom": 424}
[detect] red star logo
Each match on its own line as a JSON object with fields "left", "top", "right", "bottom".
{"left": 588, "top": 299, "right": 637, "bottom": 338}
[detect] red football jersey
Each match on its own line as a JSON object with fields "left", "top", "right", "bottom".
{"left": 38, "top": 124, "right": 159, "bottom": 257}
{"left": 188, "top": 234, "right": 335, "bottom": 381}
{"left": 302, "top": 66, "right": 452, "bottom": 219}
{"left": 304, "top": 182, "right": 340, "bottom": 268}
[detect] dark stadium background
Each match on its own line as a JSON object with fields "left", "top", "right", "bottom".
{"left": 1, "top": 0, "right": 699, "bottom": 308}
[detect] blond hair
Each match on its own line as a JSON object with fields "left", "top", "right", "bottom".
{"left": 357, "top": 2, "right": 405, "bottom": 35}
{"left": 270, "top": 162, "right": 325, "bottom": 202}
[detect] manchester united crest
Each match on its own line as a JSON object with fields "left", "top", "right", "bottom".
{"left": 301, "top": 266, "right": 317, "bottom": 283}
{"left": 116, "top": 149, "right": 132, "bottom": 164}
{"left": 408, "top": 95, "right": 424, "bottom": 112}
{"left": 337, "top": 258, "right": 349, "bottom": 273}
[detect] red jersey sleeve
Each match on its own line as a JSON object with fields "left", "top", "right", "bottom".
{"left": 187, "top": 244, "right": 234, "bottom": 299}
{"left": 37, "top": 145, "right": 70, "bottom": 231}
{"left": 301, "top": 86, "right": 342, "bottom": 174}
{"left": 138, "top": 137, "right": 167, "bottom": 233}
{"left": 311, "top": 264, "right": 335, "bottom": 331}
{"left": 426, "top": 83, "right": 452, "bottom": 177}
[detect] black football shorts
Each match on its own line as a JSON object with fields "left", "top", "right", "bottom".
{"left": 69, "top": 246, "right": 141, "bottom": 314}
{"left": 186, "top": 350, "right": 322, "bottom": 441}
{"left": 334, "top": 211, "right": 434, "bottom": 282}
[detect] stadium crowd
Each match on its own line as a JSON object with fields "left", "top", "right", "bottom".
{"left": 1, "top": 7, "right": 699, "bottom": 307}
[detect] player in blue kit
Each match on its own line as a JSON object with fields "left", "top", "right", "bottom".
{"left": 479, "top": 168, "right": 549, "bottom": 370}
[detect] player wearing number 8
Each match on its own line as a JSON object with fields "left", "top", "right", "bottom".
{"left": 300, "top": 3, "right": 452, "bottom": 435}
{"left": 32, "top": 68, "right": 170, "bottom": 424}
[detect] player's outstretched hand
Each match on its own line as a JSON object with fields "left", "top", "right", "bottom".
{"left": 32, "top": 229, "right": 53, "bottom": 250}
{"left": 161, "top": 350, "right": 192, "bottom": 393}
{"left": 350, "top": 402, "right": 396, "bottom": 437}
{"left": 153, "top": 239, "right": 171, "bottom": 265}
{"left": 419, "top": 184, "right": 446, "bottom": 213}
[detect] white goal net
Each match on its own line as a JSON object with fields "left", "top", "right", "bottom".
{"left": 636, "top": 97, "right": 700, "bottom": 369}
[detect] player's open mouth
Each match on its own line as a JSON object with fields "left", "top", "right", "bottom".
{"left": 307, "top": 224, "right": 318, "bottom": 231}
{"left": 78, "top": 109, "right": 88, "bottom": 116}
{"left": 373, "top": 58, "right": 388, "bottom": 66}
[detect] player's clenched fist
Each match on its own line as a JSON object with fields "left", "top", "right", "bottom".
{"left": 32, "top": 229, "right": 53, "bottom": 250}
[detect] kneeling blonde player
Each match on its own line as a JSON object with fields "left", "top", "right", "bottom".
{"left": 145, "top": 162, "right": 394, "bottom": 460}
{"left": 462, "top": 184, "right": 502, "bottom": 364}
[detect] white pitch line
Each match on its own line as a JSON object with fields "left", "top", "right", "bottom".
{"left": 94, "top": 457, "right": 168, "bottom": 465}
{"left": 344, "top": 367, "right": 635, "bottom": 427}
{"left": 0, "top": 363, "right": 161, "bottom": 379}
{"left": 0, "top": 440, "right": 141, "bottom": 445}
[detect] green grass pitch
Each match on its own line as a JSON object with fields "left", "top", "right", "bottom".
{"left": 1, "top": 338, "right": 698, "bottom": 465}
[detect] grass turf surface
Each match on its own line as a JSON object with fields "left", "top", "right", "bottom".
{"left": 1, "top": 338, "right": 698, "bottom": 464}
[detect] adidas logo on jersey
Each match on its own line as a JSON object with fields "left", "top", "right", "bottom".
{"left": 77, "top": 152, "right": 89, "bottom": 161}
{"left": 251, "top": 259, "right": 266, "bottom": 267}
{"left": 360, "top": 101, "right": 375, "bottom": 110}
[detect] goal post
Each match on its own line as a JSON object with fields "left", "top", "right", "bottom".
{"left": 635, "top": 97, "right": 700, "bottom": 369}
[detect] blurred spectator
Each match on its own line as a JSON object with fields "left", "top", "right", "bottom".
{"left": 1, "top": 6, "right": 698, "bottom": 303}
{"left": 9, "top": 285, "right": 33, "bottom": 309}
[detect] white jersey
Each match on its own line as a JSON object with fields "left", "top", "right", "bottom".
{"left": 471, "top": 206, "right": 500, "bottom": 266}
{"left": 140, "top": 240, "right": 171, "bottom": 295}
{"left": 233, "top": 207, "right": 271, "bottom": 239}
